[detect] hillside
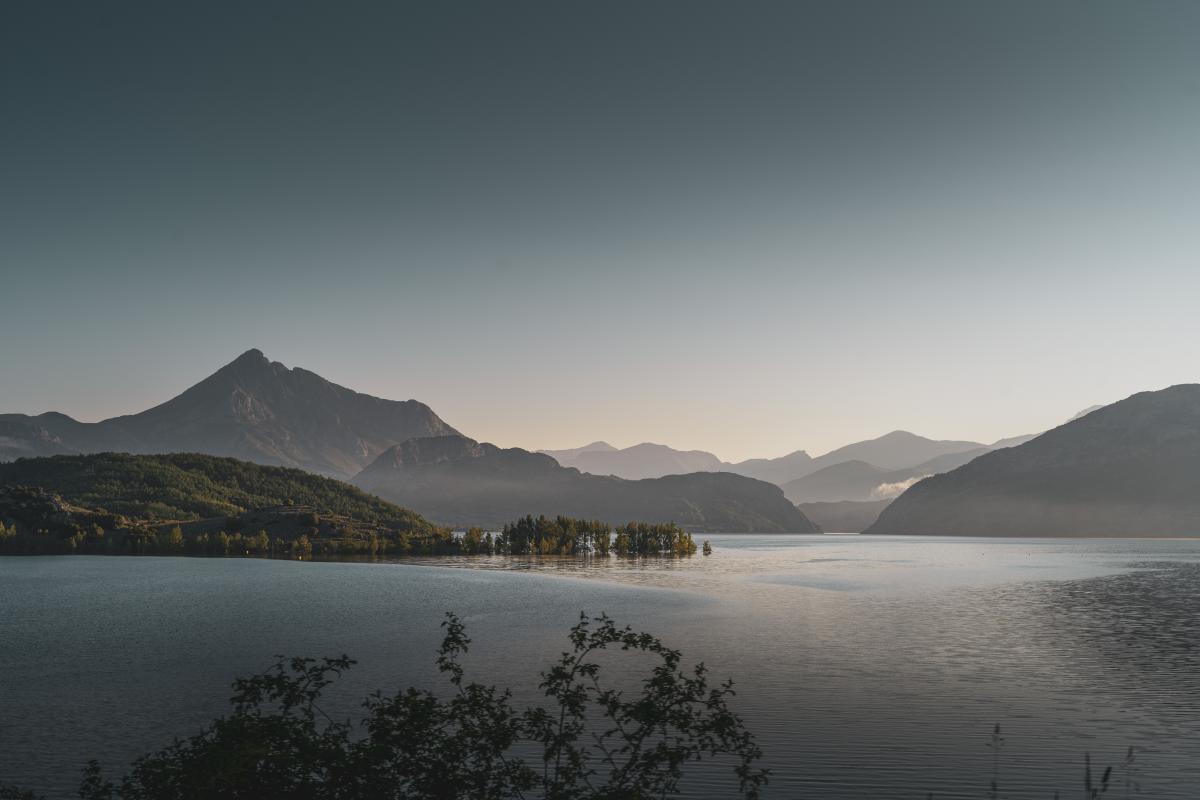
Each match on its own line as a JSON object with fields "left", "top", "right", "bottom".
{"left": 806, "top": 431, "right": 985, "bottom": 472}
{"left": 797, "top": 499, "right": 893, "bottom": 533}
{"left": 866, "top": 385, "right": 1200, "bottom": 536}
{"left": 539, "top": 432, "right": 993, "bottom": 486}
{"left": 726, "top": 450, "right": 815, "bottom": 485}
{"left": 0, "top": 453, "right": 446, "bottom": 557}
{"left": 0, "top": 452, "right": 434, "bottom": 525}
{"left": 779, "top": 448, "right": 988, "bottom": 504}
{"left": 0, "top": 350, "right": 458, "bottom": 477}
{"left": 538, "top": 441, "right": 618, "bottom": 463}
{"left": 354, "top": 436, "right": 819, "bottom": 532}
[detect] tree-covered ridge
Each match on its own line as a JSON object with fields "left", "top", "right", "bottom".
{"left": 0, "top": 453, "right": 431, "bottom": 527}
{"left": 0, "top": 456, "right": 702, "bottom": 560}
{"left": 0, "top": 454, "right": 450, "bottom": 557}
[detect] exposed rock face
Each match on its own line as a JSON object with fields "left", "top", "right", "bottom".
{"left": 866, "top": 385, "right": 1200, "bottom": 537}
{"left": 355, "top": 435, "right": 820, "bottom": 532}
{"left": 0, "top": 350, "right": 458, "bottom": 477}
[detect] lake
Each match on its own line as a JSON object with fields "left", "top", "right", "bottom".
{"left": 2, "top": 535, "right": 1199, "bottom": 798}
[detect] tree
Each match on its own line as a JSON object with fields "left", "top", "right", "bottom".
{"left": 68, "top": 613, "right": 768, "bottom": 800}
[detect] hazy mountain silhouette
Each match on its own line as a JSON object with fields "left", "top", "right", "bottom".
{"left": 725, "top": 450, "right": 815, "bottom": 485}
{"left": 805, "top": 431, "right": 986, "bottom": 472}
{"left": 780, "top": 448, "right": 991, "bottom": 504}
{"left": 0, "top": 350, "right": 458, "bottom": 477}
{"left": 542, "top": 442, "right": 726, "bottom": 480}
{"left": 544, "top": 442, "right": 816, "bottom": 484}
{"left": 538, "top": 441, "right": 618, "bottom": 463}
{"left": 541, "top": 432, "right": 995, "bottom": 486}
{"left": 866, "top": 385, "right": 1200, "bottom": 536}
{"left": 1069, "top": 404, "right": 1106, "bottom": 421}
{"left": 797, "top": 499, "right": 893, "bottom": 533}
{"left": 354, "top": 435, "right": 819, "bottom": 532}
{"left": 989, "top": 433, "right": 1039, "bottom": 449}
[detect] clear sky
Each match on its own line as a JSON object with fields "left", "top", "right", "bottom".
{"left": 3, "top": 1, "right": 1199, "bottom": 461}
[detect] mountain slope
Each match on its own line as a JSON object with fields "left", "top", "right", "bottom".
{"left": 797, "top": 499, "right": 893, "bottom": 533}
{"left": 807, "top": 431, "right": 985, "bottom": 472}
{"left": 726, "top": 450, "right": 815, "bottom": 485}
{"left": 866, "top": 385, "right": 1200, "bottom": 536}
{"left": 354, "top": 436, "right": 818, "bottom": 532}
{"left": 781, "top": 448, "right": 991, "bottom": 503}
{"left": 539, "top": 441, "right": 617, "bottom": 463}
{"left": 538, "top": 430, "right": 1022, "bottom": 486}
{"left": 0, "top": 350, "right": 458, "bottom": 477}
{"left": 0, "top": 452, "right": 437, "bottom": 528}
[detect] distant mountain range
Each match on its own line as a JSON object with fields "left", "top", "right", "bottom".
{"left": 0, "top": 350, "right": 459, "bottom": 478}
{"left": 541, "top": 431, "right": 997, "bottom": 488}
{"left": 7, "top": 349, "right": 1147, "bottom": 537}
{"left": 540, "top": 421, "right": 1104, "bottom": 508}
{"left": 543, "top": 442, "right": 817, "bottom": 484}
{"left": 866, "top": 387, "right": 1200, "bottom": 536}
{"left": 542, "top": 442, "right": 727, "bottom": 480}
{"left": 355, "top": 435, "right": 819, "bottom": 532}
{"left": 781, "top": 448, "right": 993, "bottom": 504}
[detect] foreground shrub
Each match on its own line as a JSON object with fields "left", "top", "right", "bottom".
{"left": 50, "top": 613, "right": 767, "bottom": 800}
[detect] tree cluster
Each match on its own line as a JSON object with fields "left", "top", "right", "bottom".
{"left": 458, "top": 516, "right": 696, "bottom": 557}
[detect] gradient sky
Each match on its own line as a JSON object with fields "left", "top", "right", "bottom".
{"left": 3, "top": 1, "right": 1200, "bottom": 461}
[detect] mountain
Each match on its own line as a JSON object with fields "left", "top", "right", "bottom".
{"left": 987, "top": 406, "right": 1107, "bottom": 450}
{"left": 1071, "top": 404, "right": 1106, "bottom": 421}
{"left": 543, "top": 442, "right": 725, "bottom": 480}
{"left": 866, "top": 385, "right": 1200, "bottom": 537}
{"left": 544, "top": 441, "right": 816, "bottom": 484}
{"left": 354, "top": 435, "right": 819, "bottom": 532}
{"left": 797, "top": 499, "right": 893, "bottom": 533}
{"left": 0, "top": 417, "right": 76, "bottom": 459}
{"left": 0, "top": 453, "right": 447, "bottom": 557}
{"left": 0, "top": 349, "right": 458, "bottom": 477}
{"left": 989, "top": 433, "right": 1039, "bottom": 449}
{"left": 725, "top": 450, "right": 815, "bottom": 485}
{"left": 538, "top": 441, "right": 617, "bottom": 462}
{"left": 539, "top": 431, "right": 994, "bottom": 486}
{"left": 807, "top": 431, "right": 986, "bottom": 472}
{"left": 781, "top": 460, "right": 889, "bottom": 504}
{"left": 0, "top": 452, "right": 436, "bottom": 527}
{"left": 781, "top": 448, "right": 990, "bottom": 504}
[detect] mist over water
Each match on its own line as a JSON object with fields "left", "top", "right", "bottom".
{"left": 2, "top": 537, "right": 1198, "bottom": 798}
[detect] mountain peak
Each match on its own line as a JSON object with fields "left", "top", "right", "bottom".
{"left": 224, "top": 348, "right": 273, "bottom": 371}
{"left": 2, "top": 350, "right": 458, "bottom": 478}
{"left": 238, "top": 347, "right": 266, "bottom": 360}
{"left": 867, "top": 383, "right": 1200, "bottom": 536}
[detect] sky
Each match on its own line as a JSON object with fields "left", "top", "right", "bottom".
{"left": 3, "top": 1, "right": 1200, "bottom": 461}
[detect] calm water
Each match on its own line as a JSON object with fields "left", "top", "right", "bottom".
{"left": 2, "top": 536, "right": 1199, "bottom": 798}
